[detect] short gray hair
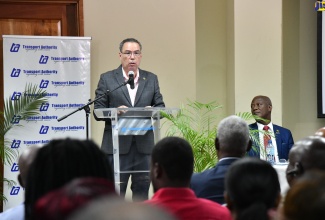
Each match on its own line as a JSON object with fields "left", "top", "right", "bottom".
{"left": 217, "top": 115, "right": 249, "bottom": 154}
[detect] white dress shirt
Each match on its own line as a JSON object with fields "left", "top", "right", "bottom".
{"left": 122, "top": 69, "right": 139, "bottom": 106}
{"left": 256, "top": 122, "right": 279, "bottom": 163}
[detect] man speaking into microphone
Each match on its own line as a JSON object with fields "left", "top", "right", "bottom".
{"left": 94, "top": 38, "right": 165, "bottom": 201}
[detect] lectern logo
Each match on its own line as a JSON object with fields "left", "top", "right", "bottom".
{"left": 10, "top": 43, "right": 20, "bottom": 52}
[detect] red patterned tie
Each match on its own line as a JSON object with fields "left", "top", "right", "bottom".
{"left": 263, "top": 125, "right": 270, "bottom": 150}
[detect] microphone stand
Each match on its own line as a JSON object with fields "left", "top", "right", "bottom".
{"left": 57, "top": 78, "right": 132, "bottom": 140}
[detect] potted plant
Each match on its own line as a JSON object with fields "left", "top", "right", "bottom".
{"left": 161, "top": 100, "right": 222, "bottom": 172}
{"left": 0, "top": 83, "right": 47, "bottom": 203}
{"left": 161, "top": 100, "right": 259, "bottom": 173}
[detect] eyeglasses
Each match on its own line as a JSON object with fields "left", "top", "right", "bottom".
{"left": 121, "top": 50, "right": 141, "bottom": 57}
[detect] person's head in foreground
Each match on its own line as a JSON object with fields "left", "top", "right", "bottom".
{"left": 225, "top": 157, "right": 281, "bottom": 220}
{"left": 68, "top": 196, "right": 177, "bottom": 220}
{"left": 282, "top": 170, "right": 325, "bottom": 220}
{"left": 286, "top": 135, "right": 325, "bottom": 187}
{"left": 25, "top": 138, "right": 114, "bottom": 220}
{"left": 150, "top": 136, "right": 194, "bottom": 191}
{"left": 34, "top": 177, "right": 116, "bottom": 220}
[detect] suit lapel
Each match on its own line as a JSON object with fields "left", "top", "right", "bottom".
{"left": 115, "top": 66, "right": 132, "bottom": 106}
{"left": 273, "top": 124, "right": 282, "bottom": 159}
{"left": 134, "top": 69, "right": 147, "bottom": 106}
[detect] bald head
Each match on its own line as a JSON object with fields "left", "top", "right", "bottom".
{"left": 252, "top": 95, "right": 272, "bottom": 106}
{"left": 300, "top": 136, "right": 325, "bottom": 171}
{"left": 286, "top": 141, "right": 309, "bottom": 187}
{"left": 286, "top": 136, "right": 325, "bottom": 187}
{"left": 18, "top": 145, "right": 40, "bottom": 187}
{"left": 250, "top": 95, "right": 272, "bottom": 124}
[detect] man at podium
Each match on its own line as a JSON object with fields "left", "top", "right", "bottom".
{"left": 94, "top": 38, "right": 165, "bottom": 201}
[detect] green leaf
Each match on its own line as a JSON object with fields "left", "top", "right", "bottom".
{"left": 0, "top": 83, "right": 48, "bottom": 203}
{"left": 162, "top": 100, "right": 264, "bottom": 173}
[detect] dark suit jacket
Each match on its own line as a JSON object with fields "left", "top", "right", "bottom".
{"left": 247, "top": 122, "right": 294, "bottom": 160}
{"left": 190, "top": 158, "right": 239, "bottom": 204}
{"left": 94, "top": 65, "right": 165, "bottom": 154}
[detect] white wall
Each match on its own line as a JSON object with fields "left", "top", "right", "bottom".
{"left": 233, "top": 0, "right": 283, "bottom": 125}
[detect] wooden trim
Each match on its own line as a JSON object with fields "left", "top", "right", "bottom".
{"left": 0, "top": 0, "right": 84, "bottom": 36}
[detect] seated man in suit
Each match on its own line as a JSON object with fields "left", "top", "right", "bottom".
{"left": 190, "top": 115, "right": 252, "bottom": 204}
{"left": 248, "top": 95, "right": 294, "bottom": 162}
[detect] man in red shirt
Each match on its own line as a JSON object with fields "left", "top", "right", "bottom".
{"left": 145, "top": 137, "right": 232, "bottom": 220}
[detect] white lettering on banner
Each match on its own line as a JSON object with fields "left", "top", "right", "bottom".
{"left": 3, "top": 35, "right": 91, "bottom": 210}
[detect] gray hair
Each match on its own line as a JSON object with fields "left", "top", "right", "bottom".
{"left": 119, "top": 38, "right": 142, "bottom": 52}
{"left": 217, "top": 115, "right": 250, "bottom": 154}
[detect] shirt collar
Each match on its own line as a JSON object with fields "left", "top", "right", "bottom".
{"left": 122, "top": 69, "right": 140, "bottom": 83}
{"left": 256, "top": 121, "right": 274, "bottom": 132}
{"left": 218, "top": 157, "right": 241, "bottom": 162}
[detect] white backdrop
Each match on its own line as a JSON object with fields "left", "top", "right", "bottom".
{"left": 2, "top": 35, "right": 91, "bottom": 210}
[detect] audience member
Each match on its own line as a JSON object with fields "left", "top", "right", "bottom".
{"left": 285, "top": 140, "right": 308, "bottom": 187}
{"left": 225, "top": 157, "right": 281, "bottom": 220}
{"left": 300, "top": 135, "right": 325, "bottom": 170}
{"left": 24, "top": 138, "right": 114, "bottom": 220}
{"left": 190, "top": 115, "right": 251, "bottom": 204}
{"left": 33, "top": 177, "right": 116, "bottom": 220}
{"left": 68, "top": 196, "right": 177, "bottom": 220}
{"left": 286, "top": 135, "right": 325, "bottom": 187}
{"left": 0, "top": 145, "right": 40, "bottom": 220}
{"left": 282, "top": 170, "right": 325, "bottom": 220}
{"left": 145, "top": 136, "right": 232, "bottom": 220}
{"left": 248, "top": 95, "right": 294, "bottom": 161}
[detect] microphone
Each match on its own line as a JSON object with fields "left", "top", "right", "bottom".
{"left": 128, "top": 71, "right": 135, "bottom": 89}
